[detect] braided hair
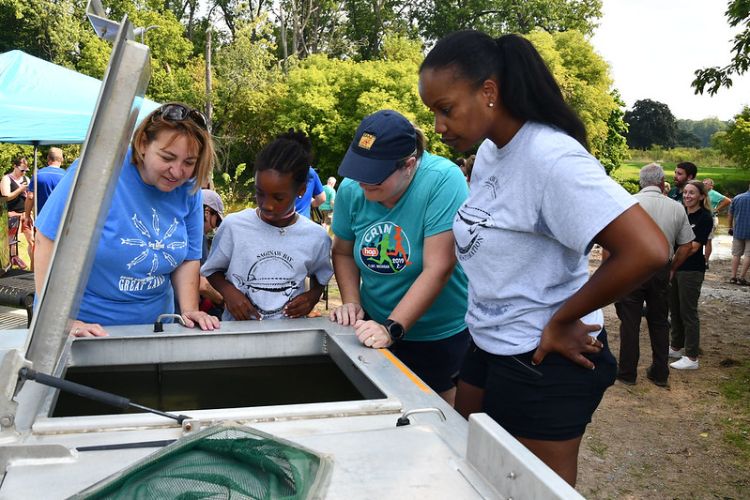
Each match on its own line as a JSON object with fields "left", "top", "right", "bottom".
{"left": 254, "top": 129, "right": 313, "bottom": 188}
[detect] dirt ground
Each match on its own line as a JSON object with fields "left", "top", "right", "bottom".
{"left": 577, "top": 253, "right": 750, "bottom": 499}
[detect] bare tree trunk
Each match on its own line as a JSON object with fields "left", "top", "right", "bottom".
{"left": 186, "top": 0, "right": 196, "bottom": 40}
{"left": 279, "top": 3, "right": 289, "bottom": 72}
{"left": 205, "top": 28, "right": 213, "bottom": 132}
{"left": 291, "top": 0, "right": 299, "bottom": 57}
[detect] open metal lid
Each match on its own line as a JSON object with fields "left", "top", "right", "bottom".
{"left": 2, "top": 13, "right": 153, "bottom": 432}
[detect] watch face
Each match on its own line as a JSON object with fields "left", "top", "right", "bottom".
{"left": 387, "top": 320, "right": 405, "bottom": 340}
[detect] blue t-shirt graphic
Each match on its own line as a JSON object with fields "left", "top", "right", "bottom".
{"left": 332, "top": 152, "right": 469, "bottom": 341}
{"left": 36, "top": 148, "right": 203, "bottom": 325}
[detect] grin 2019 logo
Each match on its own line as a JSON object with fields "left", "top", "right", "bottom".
{"left": 359, "top": 221, "right": 412, "bottom": 274}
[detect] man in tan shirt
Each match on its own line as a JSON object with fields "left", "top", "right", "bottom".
{"left": 615, "top": 163, "right": 695, "bottom": 387}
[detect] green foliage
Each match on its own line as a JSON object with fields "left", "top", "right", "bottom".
{"left": 0, "top": 143, "right": 80, "bottom": 175}
{"left": 270, "top": 45, "right": 443, "bottom": 181}
{"left": 714, "top": 106, "right": 750, "bottom": 169}
{"left": 0, "top": 0, "right": 661, "bottom": 190}
{"left": 627, "top": 147, "right": 734, "bottom": 168}
{"left": 677, "top": 118, "right": 729, "bottom": 148}
{"left": 216, "top": 162, "right": 256, "bottom": 212}
{"left": 525, "top": 31, "right": 627, "bottom": 173}
{"left": 0, "top": 144, "right": 34, "bottom": 175}
{"left": 0, "top": 0, "right": 86, "bottom": 64}
{"left": 381, "top": 34, "right": 424, "bottom": 65}
{"left": 609, "top": 170, "right": 640, "bottom": 194}
{"left": 624, "top": 99, "right": 678, "bottom": 149}
{"left": 343, "top": 0, "right": 412, "bottom": 60}
{"left": 412, "top": 0, "right": 602, "bottom": 41}
{"left": 693, "top": 0, "right": 750, "bottom": 95}
{"left": 675, "top": 128, "right": 701, "bottom": 148}
{"left": 212, "top": 17, "right": 284, "bottom": 177}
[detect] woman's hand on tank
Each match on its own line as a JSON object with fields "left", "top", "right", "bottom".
{"left": 284, "top": 290, "right": 319, "bottom": 318}
{"left": 328, "top": 302, "right": 365, "bottom": 325}
{"left": 354, "top": 320, "right": 393, "bottom": 349}
{"left": 69, "top": 320, "right": 108, "bottom": 338}
{"left": 532, "top": 319, "right": 603, "bottom": 369}
{"left": 222, "top": 286, "right": 261, "bottom": 320}
{"left": 181, "top": 310, "right": 220, "bottom": 331}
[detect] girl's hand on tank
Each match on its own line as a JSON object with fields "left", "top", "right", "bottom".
{"left": 532, "top": 319, "right": 602, "bottom": 369}
{"left": 284, "top": 290, "right": 319, "bottom": 318}
{"left": 353, "top": 320, "right": 392, "bottom": 349}
{"left": 222, "top": 286, "right": 261, "bottom": 320}
{"left": 181, "top": 310, "right": 220, "bottom": 331}
{"left": 328, "top": 302, "right": 365, "bottom": 326}
{"left": 69, "top": 320, "right": 108, "bottom": 338}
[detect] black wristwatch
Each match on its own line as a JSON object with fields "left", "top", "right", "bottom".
{"left": 384, "top": 319, "right": 406, "bottom": 341}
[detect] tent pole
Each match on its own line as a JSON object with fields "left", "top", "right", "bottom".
{"left": 33, "top": 142, "right": 39, "bottom": 224}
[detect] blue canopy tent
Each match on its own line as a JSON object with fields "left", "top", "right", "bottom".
{"left": 0, "top": 49, "right": 159, "bottom": 145}
{"left": 0, "top": 49, "right": 159, "bottom": 278}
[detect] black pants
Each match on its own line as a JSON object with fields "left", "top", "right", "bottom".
{"left": 614, "top": 265, "right": 670, "bottom": 382}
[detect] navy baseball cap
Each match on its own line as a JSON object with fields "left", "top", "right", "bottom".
{"left": 338, "top": 110, "right": 417, "bottom": 184}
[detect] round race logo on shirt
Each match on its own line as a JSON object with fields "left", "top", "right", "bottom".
{"left": 358, "top": 221, "right": 412, "bottom": 274}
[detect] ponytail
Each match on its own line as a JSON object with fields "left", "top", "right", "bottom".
{"left": 421, "top": 30, "right": 589, "bottom": 150}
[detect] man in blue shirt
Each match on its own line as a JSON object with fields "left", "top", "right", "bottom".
{"left": 294, "top": 166, "right": 325, "bottom": 219}
{"left": 728, "top": 183, "right": 750, "bottom": 285}
{"left": 25, "top": 147, "right": 66, "bottom": 222}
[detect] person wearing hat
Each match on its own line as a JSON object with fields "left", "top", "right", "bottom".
{"left": 199, "top": 189, "right": 225, "bottom": 315}
{"left": 201, "top": 189, "right": 224, "bottom": 259}
{"left": 329, "top": 109, "right": 470, "bottom": 405}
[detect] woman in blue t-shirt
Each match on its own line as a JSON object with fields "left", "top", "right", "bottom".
{"left": 35, "top": 103, "right": 220, "bottom": 337}
{"left": 329, "top": 109, "right": 470, "bottom": 405}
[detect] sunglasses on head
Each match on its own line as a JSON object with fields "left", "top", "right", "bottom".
{"left": 153, "top": 104, "right": 208, "bottom": 130}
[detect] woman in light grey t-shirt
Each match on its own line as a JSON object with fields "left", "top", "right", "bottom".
{"left": 419, "top": 30, "right": 669, "bottom": 486}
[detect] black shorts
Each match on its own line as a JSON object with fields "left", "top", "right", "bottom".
{"left": 389, "top": 328, "right": 471, "bottom": 393}
{"left": 459, "top": 329, "right": 617, "bottom": 441}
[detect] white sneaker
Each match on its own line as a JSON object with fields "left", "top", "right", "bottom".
{"left": 668, "top": 347, "right": 685, "bottom": 359}
{"left": 670, "top": 356, "right": 699, "bottom": 370}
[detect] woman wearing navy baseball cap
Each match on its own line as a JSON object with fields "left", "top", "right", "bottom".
{"left": 329, "top": 109, "right": 470, "bottom": 405}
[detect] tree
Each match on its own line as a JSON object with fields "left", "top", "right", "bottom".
{"left": 692, "top": 0, "right": 750, "bottom": 95}
{"left": 713, "top": 106, "right": 750, "bottom": 168}
{"left": 343, "top": 0, "right": 412, "bottom": 60}
{"left": 675, "top": 129, "right": 701, "bottom": 149}
{"left": 624, "top": 99, "right": 677, "bottom": 149}
{"left": 212, "top": 17, "right": 284, "bottom": 176}
{"left": 676, "top": 118, "right": 729, "bottom": 148}
{"left": 0, "top": 0, "right": 89, "bottom": 64}
{"left": 526, "top": 30, "right": 627, "bottom": 173}
{"left": 269, "top": 36, "right": 439, "bottom": 180}
{"left": 412, "top": 0, "right": 602, "bottom": 42}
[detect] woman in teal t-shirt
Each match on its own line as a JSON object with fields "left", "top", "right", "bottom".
{"left": 329, "top": 109, "right": 469, "bottom": 405}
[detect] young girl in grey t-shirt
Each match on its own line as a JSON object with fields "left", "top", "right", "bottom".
{"left": 202, "top": 131, "right": 333, "bottom": 320}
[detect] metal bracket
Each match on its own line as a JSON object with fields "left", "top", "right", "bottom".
{"left": 0, "top": 350, "right": 31, "bottom": 432}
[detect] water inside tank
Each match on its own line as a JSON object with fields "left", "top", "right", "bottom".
{"left": 52, "top": 355, "right": 382, "bottom": 417}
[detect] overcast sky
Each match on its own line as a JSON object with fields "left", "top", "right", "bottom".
{"left": 590, "top": 0, "right": 750, "bottom": 121}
